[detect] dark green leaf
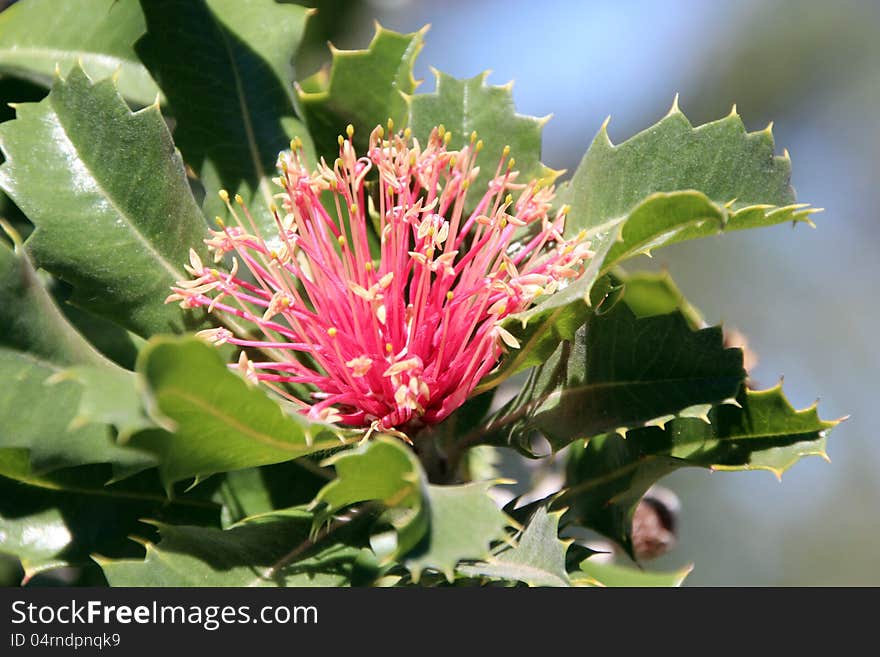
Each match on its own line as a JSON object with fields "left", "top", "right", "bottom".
{"left": 99, "top": 506, "right": 376, "bottom": 586}
{"left": 483, "top": 295, "right": 744, "bottom": 452}
{"left": 560, "top": 385, "right": 841, "bottom": 555}
{"left": 215, "top": 460, "right": 331, "bottom": 528}
{"left": 0, "top": 469, "right": 220, "bottom": 580}
{"left": 137, "top": 0, "right": 314, "bottom": 233}
{"left": 297, "top": 24, "right": 424, "bottom": 160}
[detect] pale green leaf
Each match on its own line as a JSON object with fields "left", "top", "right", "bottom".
{"left": 559, "top": 103, "right": 799, "bottom": 233}
{"left": 407, "top": 70, "right": 554, "bottom": 208}
{"left": 133, "top": 337, "right": 358, "bottom": 488}
{"left": 314, "top": 437, "right": 427, "bottom": 557}
{"left": 458, "top": 506, "right": 571, "bottom": 587}
{"left": 403, "top": 482, "right": 509, "bottom": 582}
{"left": 574, "top": 557, "right": 692, "bottom": 587}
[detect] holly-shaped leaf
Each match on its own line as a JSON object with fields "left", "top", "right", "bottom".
{"left": 407, "top": 70, "right": 555, "bottom": 208}
{"left": 0, "top": 65, "right": 212, "bottom": 338}
{"left": 297, "top": 24, "right": 425, "bottom": 160}
{"left": 0, "top": 0, "right": 158, "bottom": 106}
{"left": 458, "top": 506, "right": 571, "bottom": 587}
{"left": 403, "top": 481, "right": 510, "bottom": 583}
{"left": 136, "top": 0, "right": 315, "bottom": 233}
{"left": 560, "top": 101, "right": 800, "bottom": 234}
{"left": 313, "top": 437, "right": 427, "bottom": 557}
{"left": 561, "top": 385, "right": 841, "bottom": 556}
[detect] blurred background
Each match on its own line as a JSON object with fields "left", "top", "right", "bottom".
{"left": 0, "top": 0, "right": 875, "bottom": 586}
{"left": 306, "top": 0, "right": 879, "bottom": 585}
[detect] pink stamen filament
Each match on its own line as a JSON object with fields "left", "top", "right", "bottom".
{"left": 169, "top": 126, "right": 592, "bottom": 433}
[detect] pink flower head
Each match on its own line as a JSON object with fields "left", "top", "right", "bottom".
{"left": 168, "top": 125, "right": 593, "bottom": 433}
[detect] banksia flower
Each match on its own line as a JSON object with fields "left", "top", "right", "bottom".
{"left": 168, "top": 125, "right": 592, "bottom": 434}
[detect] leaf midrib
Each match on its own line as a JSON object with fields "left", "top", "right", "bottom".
{"left": 162, "top": 386, "right": 356, "bottom": 455}
{"left": 463, "top": 560, "right": 569, "bottom": 586}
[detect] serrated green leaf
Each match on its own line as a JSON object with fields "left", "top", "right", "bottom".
{"left": 574, "top": 557, "right": 692, "bottom": 587}
{"left": 560, "top": 103, "right": 798, "bottom": 233}
{"left": 133, "top": 336, "right": 358, "bottom": 488}
{"left": 458, "top": 506, "right": 571, "bottom": 587}
{"left": 314, "top": 437, "right": 427, "bottom": 557}
{"left": 0, "top": 240, "right": 155, "bottom": 478}
{"left": 403, "top": 481, "right": 510, "bottom": 583}
{"left": 99, "top": 506, "right": 376, "bottom": 586}
{"left": 297, "top": 24, "right": 424, "bottom": 160}
{"left": 0, "top": 65, "right": 212, "bottom": 337}
{"left": 0, "top": 0, "right": 158, "bottom": 106}
{"left": 137, "top": 0, "right": 315, "bottom": 233}
{"left": 407, "top": 70, "right": 554, "bottom": 208}
{"left": 483, "top": 294, "right": 744, "bottom": 452}
{"left": 560, "top": 386, "right": 840, "bottom": 555}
